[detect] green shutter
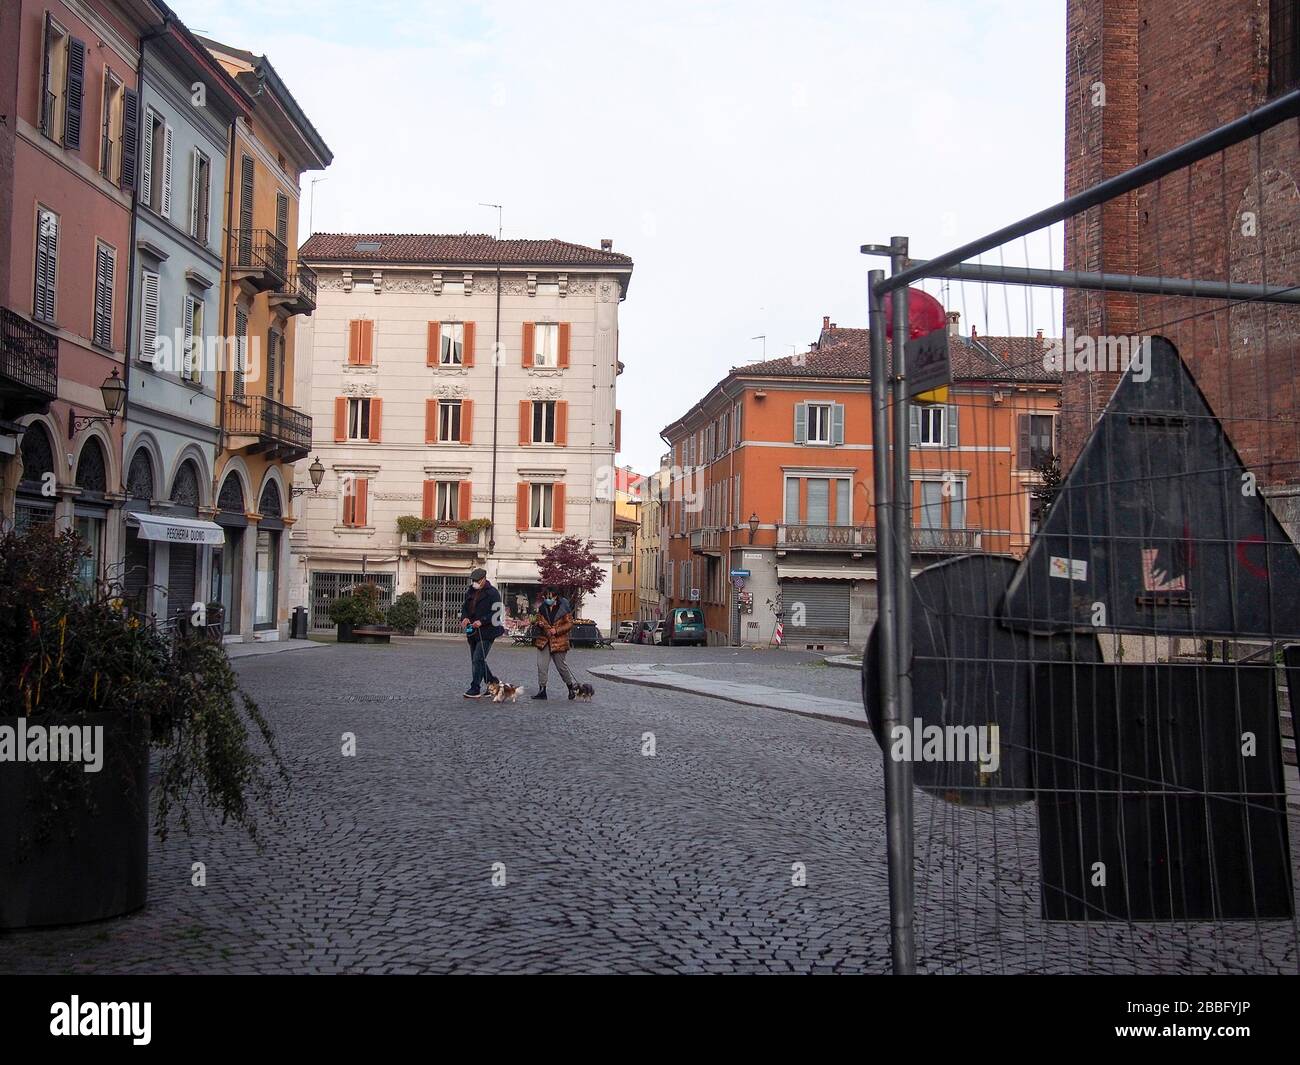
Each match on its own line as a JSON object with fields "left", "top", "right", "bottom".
{"left": 794, "top": 402, "right": 807, "bottom": 444}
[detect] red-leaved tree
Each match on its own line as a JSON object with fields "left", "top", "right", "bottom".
{"left": 537, "top": 536, "right": 605, "bottom": 619}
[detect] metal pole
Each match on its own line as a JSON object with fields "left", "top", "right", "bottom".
{"left": 869, "top": 258, "right": 915, "bottom": 974}
{"left": 907, "top": 260, "right": 1300, "bottom": 306}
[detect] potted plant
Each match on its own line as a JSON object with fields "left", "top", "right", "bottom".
{"left": 396, "top": 515, "right": 433, "bottom": 543}
{"left": 0, "top": 525, "right": 284, "bottom": 929}
{"left": 386, "top": 592, "right": 420, "bottom": 636}
{"left": 328, "top": 586, "right": 381, "bottom": 642}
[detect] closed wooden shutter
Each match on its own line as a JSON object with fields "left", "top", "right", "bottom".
{"left": 557, "top": 322, "right": 571, "bottom": 368}
{"left": 521, "top": 322, "right": 534, "bottom": 367}
{"left": 141, "top": 111, "right": 154, "bottom": 207}
{"left": 275, "top": 191, "right": 289, "bottom": 245}
{"left": 1017, "top": 414, "right": 1030, "bottom": 467}
{"left": 334, "top": 397, "right": 347, "bottom": 442}
{"left": 348, "top": 320, "right": 362, "bottom": 364}
{"left": 425, "top": 399, "right": 437, "bottom": 443}
{"left": 555, "top": 401, "right": 568, "bottom": 447}
{"left": 92, "top": 244, "right": 113, "bottom": 348}
{"left": 33, "top": 210, "right": 58, "bottom": 323}
{"left": 460, "top": 399, "right": 472, "bottom": 444}
{"left": 614, "top": 408, "right": 620, "bottom": 452}
{"left": 832, "top": 403, "right": 845, "bottom": 445}
{"left": 369, "top": 398, "right": 382, "bottom": 441}
{"left": 426, "top": 321, "right": 440, "bottom": 366}
{"left": 516, "top": 483, "right": 529, "bottom": 531}
{"left": 189, "top": 149, "right": 201, "bottom": 237}
{"left": 63, "top": 37, "right": 85, "bottom": 149}
{"left": 794, "top": 401, "right": 807, "bottom": 443}
{"left": 161, "top": 124, "right": 173, "bottom": 217}
{"left": 462, "top": 321, "right": 475, "bottom": 367}
{"left": 946, "top": 403, "right": 959, "bottom": 447}
{"left": 519, "top": 400, "right": 531, "bottom": 446}
{"left": 183, "top": 296, "right": 196, "bottom": 378}
{"left": 139, "top": 270, "right": 160, "bottom": 359}
{"left": 552, "top": 484, "right": 566, "bottom": 532}
{"left": 238, "top": 155, "right": 253, "bottom": 263}
{"left": 458, "top": 481, "right": 471, "bottom": 520}
{"left": 354, "top": 478, "right": 368, "bottom": 527}
{"left": 360, "top": 320, "right": 374, "bottom": 365}
{"left": 120, "top": 88, "right": 139, "bottom": 190}
{"left": 233, "top": 307, "right": 247, "bottom": 394}
{"left": 266, "top": 328, "right": 279, "bottom": 398}
{"left": 422, "top": 480, "right": 435, "bottom": 520}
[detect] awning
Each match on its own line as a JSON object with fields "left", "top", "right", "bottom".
{"left": 778, "top": 565, "right": 877, "bottom": 581}
{"left": 128, "top": 512, "right": 225, "bottom": 545}
{"left": 493, "top": 560, "right": 541, "bottom": 581}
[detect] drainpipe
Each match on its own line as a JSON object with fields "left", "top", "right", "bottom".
{"left": 487, "top": 262, "right": 501, "bottom": 555}
{"left": 216, "top": 113, "right": 236, "bottom": 500}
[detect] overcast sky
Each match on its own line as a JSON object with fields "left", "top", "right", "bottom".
{"left": 176, "top": 0, "right": 1067, "bottom": 474}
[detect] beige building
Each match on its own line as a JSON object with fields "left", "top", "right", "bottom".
{"left": 638, "top": 461, "right": 670, "bottom": 622}
{"left": 291, "top": 233, "right": 632, "bottom": 635}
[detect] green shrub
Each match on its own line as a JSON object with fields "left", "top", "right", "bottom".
{"left": 386, "top": 592, "right": 420, "bottom": 634}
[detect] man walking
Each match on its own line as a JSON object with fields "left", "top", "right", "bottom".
{"left": 531, "top": 587, "right": 578, "bottom": 700}
{"left": 460, "top": 568, "right": 504, "bottom": 699}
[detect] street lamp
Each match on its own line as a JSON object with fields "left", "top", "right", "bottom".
{"left": 67, "top": 369, "right": 127, "bottom": 439}
{"left": 291, "top": 456, "right": 325, "bottom": 496}
{"left": 748, "top": 512, "right": 760, "bottom": 544}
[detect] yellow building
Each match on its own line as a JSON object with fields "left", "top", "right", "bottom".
{"left": 638, "top": 461, "right": 669, "bottom": 621}
{"left": 199, "top": 38, "right": 331, "bottom": 639}
{"left": 611, "top": 466, "right": 641, "bottom": 633}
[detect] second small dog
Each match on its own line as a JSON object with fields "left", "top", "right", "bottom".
{"left": 572, "top": 683, "right": 595, "bottom": 701}
{"left": 487, "top": 681, "right": 520, "bottom": 703}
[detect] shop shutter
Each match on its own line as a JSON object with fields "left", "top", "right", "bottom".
{"left": 167, "top": 544, "right": 197, "bottom": 619}
{"left": 780, "top": 578, "right": 850, "bottom": 640}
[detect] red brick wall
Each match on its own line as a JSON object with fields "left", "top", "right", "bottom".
{"left": 1062, "top": 0, "right": 1300, "bottom": 488}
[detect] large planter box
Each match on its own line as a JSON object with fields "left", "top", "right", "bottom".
{"left": 0, "top": 711, "right": 150, "bottom": 929}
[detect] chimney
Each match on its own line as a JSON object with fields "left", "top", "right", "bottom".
{"left": 823, "top": 315, "right": 830, "bottom": 330}
{"left": 1035, "top": 328, "right": 1044, "bottom": 346}
{"left": 946, "top": 311, "right": 960, "bottom": 337}
{"left": 971, "top": 324, "right": 978, "bottom": 339}
{"left": 600, "top": 238, "right": 613, "bottom": 251}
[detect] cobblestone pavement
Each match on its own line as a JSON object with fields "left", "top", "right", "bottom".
{"left": 1, "top": 641, "right": 1297, "bottom": 974}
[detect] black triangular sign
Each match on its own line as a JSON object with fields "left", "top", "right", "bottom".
{"left": 1002, "top": 335, "right": 1300, "bottom": 637}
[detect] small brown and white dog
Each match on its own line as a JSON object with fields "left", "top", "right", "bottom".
{"left": 486, "top": 680, "right": 521, "bottom": 703}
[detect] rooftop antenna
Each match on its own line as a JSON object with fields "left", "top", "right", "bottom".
{"left": 480, "top": 202, "right": 503, "bottom": 240}
{"left": 751, "top": 334, "right": 766, "bottom": 361}
{"left": 308, "top": 176, "right": 328, "bottom": 236}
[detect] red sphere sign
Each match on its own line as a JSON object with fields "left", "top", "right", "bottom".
{"left": 884, "top": 287, "right": 947, "bottom": 341}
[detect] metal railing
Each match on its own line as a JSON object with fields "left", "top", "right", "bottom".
{"left": 287, "top": 262, "right": 318, "bottom": 307}
{"left": 224, "top": 394, "right": 311, "bottom": 453}
{"left": 400, "top": 524, "right": 487, "bottom": 549}
{"left": 231, "top": 229, "right": 289, "bottom": 284}
{"left": 1, "top": 306, "right": 59, "bottom": 401}
{"left": 776, "top": 523, "right": 980, "bottom": 552}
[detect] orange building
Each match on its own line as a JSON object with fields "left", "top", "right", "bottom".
{"left": 659, "top": 314, "right": 1062, "bottom": 649}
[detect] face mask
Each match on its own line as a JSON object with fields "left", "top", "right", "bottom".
{"left": 544, "top": 597, "right": 555, "bottom": 606}
{"left": 473, "top": 581, "right": 484, "bottom": 590}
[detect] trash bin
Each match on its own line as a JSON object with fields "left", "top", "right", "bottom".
{"left": 291, "top": 606, "right": 308, "bottom": 639}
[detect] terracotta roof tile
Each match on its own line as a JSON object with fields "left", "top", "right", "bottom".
{"left": 299, "top": 232, "right": 633, "bottom": 267}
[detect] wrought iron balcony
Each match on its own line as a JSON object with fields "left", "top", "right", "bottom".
{"left": 225, "top": 394, "right": 311, "bottom": 462}
{"left": 270, "top": 261, "right": 318, "bottom": 316}
{"left": 776, "top": 523, "right": 981, "bottom": 553}
{"left": 399, "top": 523, "right": 488, "bottom": 554}
{"left": 230, "top": 229, "right": 289, "bottom": 293}
{"left": 1, "top": 306, "right": 58, "bottom": 420}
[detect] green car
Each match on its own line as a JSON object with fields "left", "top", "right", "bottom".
{"left": 666, "top": 607, "right": 706, "bottom": 647}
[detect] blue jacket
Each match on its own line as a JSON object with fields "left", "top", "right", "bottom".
{"left": 461, "top": 581, "right": 505, "bottom": 639}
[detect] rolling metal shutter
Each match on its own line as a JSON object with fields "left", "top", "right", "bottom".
{"left": 781, "top": 578, "right": 850, "bottom": 641}
{"left": 419, "top": 575, "right": 467, "bottom": 634}
{"left": 167, "top": 544, "right": 197, "bottom": 620}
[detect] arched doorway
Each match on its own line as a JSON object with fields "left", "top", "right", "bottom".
{"left": 73, "top": 437, "right": 110, "bottom": 590}
{"left": 254, "top": 479, "right": 283, "bottom": 630}
{"left": 122, "top": 448, "right": 156, "bottom": 610}
{"left": 166, "top": 460, "right": 203, "bottom": 620}
{"left": 214, "top": 471, "right": 247, "bottom": 635}
{"left": 14, "top": 423, "right": 56, "bottom": 532}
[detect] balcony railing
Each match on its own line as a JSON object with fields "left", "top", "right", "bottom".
{"left": 1, "top": 306, "right": 58, "bottom": 416}
{"left": 224, "top": 394, "right": 311, "bottom": 460}
{"left": 271, "top": 261, "right": 318, "bottom": 315}
{"left": 689, "top": 527, "right": 723, "bottom": 553}
{"left": 400, "top": 524, "right": 488, "bottom": 552}
{"left": 230, "top": 229, "right": 289, "bottom": 291}
{"left": 777, "top": 523, "right": 981, "bottom": 553}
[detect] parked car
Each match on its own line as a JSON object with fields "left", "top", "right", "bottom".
{"left": 631, "top": 620, "right": 655, "bottom": 645}
{"left": 616, "top": 620, "right": 635, "bottom": 642}
{"left": 665, "top": 607, "right": 706, "bottom": 647}
{"left": 651, "top": 620, "right": 666, "bottom": 645}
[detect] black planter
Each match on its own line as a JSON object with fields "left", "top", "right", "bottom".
{"left": 0, "top": 711, "right": 150, "bottom": 929}
{"left": 337, "top": 621, "right": 355, "bottom": 643}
